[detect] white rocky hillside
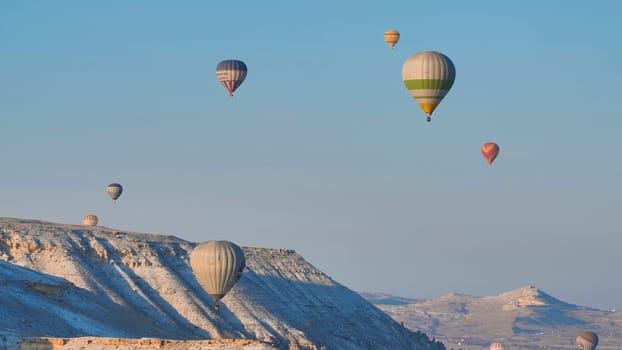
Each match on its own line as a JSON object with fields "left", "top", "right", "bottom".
{"left": 0, "top": 217, "right": 444, "bottom": 350}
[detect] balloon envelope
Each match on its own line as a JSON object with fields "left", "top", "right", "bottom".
{"left": 402, "top": 51, "right": 455, "bottom": 121}
{"left": 83, "top": 214, "right": 98, "bottom": 226}
{"left": 490, "top": 342, "right": 505, "bottom": 350}
{"left": 216, "top": 60, "right": 247, "bottom": 96}
{"left": 576, "top": 331, "right": 598, "bottom": 350}
{"left": 107, "top": 183, "right": 123, "bottom": 201}
{"left": 190, "top": 240, "right": 246, "bottom": 302}
{"left": 481, "top": 142, "right": 500, "bottom": 165}
{"left": 384, "top": 29, "right": 400, "bottom": 49}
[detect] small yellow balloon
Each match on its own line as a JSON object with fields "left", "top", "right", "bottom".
{"left": 82, "top": 214, "right": 98, "bottom": 226}
{"left": 384, "top": 29, "right": 400, "bottom": 49}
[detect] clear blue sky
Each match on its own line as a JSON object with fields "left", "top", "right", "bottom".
{"left": 1, "top": 1, "right": 621, "bottom": 310}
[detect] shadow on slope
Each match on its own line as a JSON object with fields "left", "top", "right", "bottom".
{"left": 0, "top": 260, "right": 161, "bottom": 338}
{"left": 230, "top": 268, "right": 441, "bottom": 349}
{"left": 512, "top": 305, "right": 589, "bottom": 335}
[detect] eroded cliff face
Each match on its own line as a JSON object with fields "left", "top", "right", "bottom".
{"left": 0, "top": 218, "right": 444, "bottom": 350}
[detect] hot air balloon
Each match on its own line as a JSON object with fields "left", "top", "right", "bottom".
{"left": 216, "top": 60, "right": 247, "bottom": 97}
{"left": 481, "top": 142, "right": 500, "bottom": 166}
{"left": 490, "top": 342, "right": 505, "bottom": 350}
{"left": 83, "top": 214, "right": 98, "bottom": 226}
{"left": 384, "top": 29, "right": 400, "bottom": 49}
{"left": 107, "top": 183, "right": 123, "bottom": 202}
{"left": 402, "top": 51, "right": 456, "bottom": 122}
{"left": 576, "top": 331, "right": 598, "bottom": 350}
{"left": 189, "top": 240, "right": 245, "bottom": 310}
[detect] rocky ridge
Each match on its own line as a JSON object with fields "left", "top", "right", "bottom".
{"left": 0, "top": 217, "right": 443, "bottom": 350}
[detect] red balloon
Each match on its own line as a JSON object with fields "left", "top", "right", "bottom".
{"left": 481, "top": 142, "right": 500, "bottom": 165}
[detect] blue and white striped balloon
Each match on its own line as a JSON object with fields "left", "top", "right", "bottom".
{"left": 216, "top": 60, "right": 247, "bottom": 97}
{"left": 107, "top": 183, "right": 123, "bottom": 202}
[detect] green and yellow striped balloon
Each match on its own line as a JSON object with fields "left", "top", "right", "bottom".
{"left": 402, "top": 51, "right": 455, "bottom": 122}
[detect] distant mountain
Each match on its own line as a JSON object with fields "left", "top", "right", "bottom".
{"left": 357, "top": 292, "right": 424, "bottom": 306}
{"left": 0, "top": 217, "right": 443, "bottom": 350}
{"left": 362, "top": 286, "right": 622, "bottom": 350}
